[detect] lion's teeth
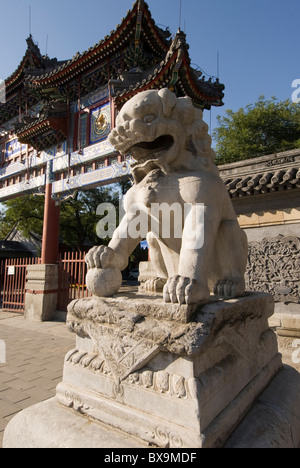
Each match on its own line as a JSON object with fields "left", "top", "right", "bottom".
{"left": 131, "top": 151, "right": 162, "bottom": 168}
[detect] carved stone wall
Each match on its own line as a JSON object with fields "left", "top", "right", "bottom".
{"left": 246, "top": 235, "right": 300, "bottom": 304}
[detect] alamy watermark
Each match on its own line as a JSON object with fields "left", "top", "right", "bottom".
{"left": 291, "top": 79, "right": 300, "bottom": 103}
{"left": 0, "top": 339, "right": 6, "bottom": 364}
{"left": 0, "top": 79, "right": 6, "bottom": 104}
{"left": 96, "top": 200, "right": 205, "bottom": 250}
{"left": 292, "top": 339, "right": 300, "bottom": 365}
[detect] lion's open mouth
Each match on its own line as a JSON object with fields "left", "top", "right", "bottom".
{"left": 128, "top": 135, "right": 174, "bottom": 168}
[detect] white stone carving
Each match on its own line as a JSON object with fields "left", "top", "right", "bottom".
{"left": 55, "top": 292, "right": 283, "bottom": 448}
{"left": 86, "top": 88, "right": 248, "bottom": 304}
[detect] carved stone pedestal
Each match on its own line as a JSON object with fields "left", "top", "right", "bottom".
{"left": 54, "top": 292, "right": 282, "bottom": 448}
{"left": 4, "top": 292, "right": 300, "bottom": 448}
{"left": 270, "top": 303, "right": 300, "bottom": 374}
{"left": 24, "top": 264, "right": 58, "bottom": 322}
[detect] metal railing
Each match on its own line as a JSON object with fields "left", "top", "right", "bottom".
{"left": 57, "top": 251, "right": 92, "bottom": 312}
{"left": 1, "top": 257, "right": 41, "bottom": 312}
{"left": 0, "top": 253, "right": 92, "bottom": 313}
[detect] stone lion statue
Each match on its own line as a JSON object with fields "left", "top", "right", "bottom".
{"left": 85, "top": 88, "right": 248, "bottom": 305}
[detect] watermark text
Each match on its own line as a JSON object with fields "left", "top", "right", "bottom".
{"left": 0, "top": 340, "right": 6, "bottom": 364}
{"left": 291, "top": 79, "right": 300, "bottom": 103}
{"left": 96, "top": 201, "right": 205, "bottom": 250}
{"left": 292, "top": 339, "right": 300, "bottom": 364}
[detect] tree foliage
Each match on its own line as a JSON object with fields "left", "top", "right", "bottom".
{"left": 213, "top": 96, "right": 300, "bottom": 164}
{"left": 0, "top": 180, "right": 148, "bottom": 268}
{"left": 59, "top": 187, "right": 120, "bottom": 251}
{"left": 0, "top": 186, "right": 121, "bottom": 252}
{"left": 0, "top": 195, "right": 45, "bottom": 239}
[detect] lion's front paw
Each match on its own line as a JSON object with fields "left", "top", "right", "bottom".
{"left": 144, "top": 277, "right": 167, "bottom": 293}
{"left": 85, "top": 245, "right": 119, "bottom": 270}
{"left": 163, "top": 276, "right": 210, "bottom": 305}
{"left": 213, "top": 278, "right": 245, "bottom": 298}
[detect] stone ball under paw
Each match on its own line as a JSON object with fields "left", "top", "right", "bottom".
{"left": 86, "top": 267, "right": 122, "bottom": 297}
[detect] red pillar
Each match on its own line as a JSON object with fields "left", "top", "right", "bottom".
{"left": 41, "top": 161, "right": 60, "bottom": 264}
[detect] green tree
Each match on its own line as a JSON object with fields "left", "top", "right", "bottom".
{"left": 0, "top": 195, "right": 45, "bottom": 239}
{"left": 213, "top": 96, "right": 300, "bottom": 164}
{"left": 0, "top": 181, "right": 146, "bottom": 267}
{"left": 0, "top": 187, "right": 121, "bottom": 252}
{"left": 59, "top": 187, "right": 120, "bottom": 251}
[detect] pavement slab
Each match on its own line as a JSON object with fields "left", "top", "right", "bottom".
{"left": 0, "top": 311, "right": 75, "bottom": 448}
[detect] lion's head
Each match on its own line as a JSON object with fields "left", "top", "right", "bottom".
{"left": 109, "top": 88, "right": 218, "bottom": 183}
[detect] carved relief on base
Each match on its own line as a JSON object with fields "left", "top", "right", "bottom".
{"left": 55, "top": 382, "right": 190, "bottom": 448}
{"left": 56, "top": 292, "right": 281, "bottom": 448}
{"left": 64, "top": 348, "right": 190, "bottom": 400}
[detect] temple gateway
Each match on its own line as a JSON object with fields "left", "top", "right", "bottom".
{"left": 1, "top": 0, "right": 300, "bottom": 450}
{"left": 0, "top": 0, "right": 299, "bottom": 361}
{"left": 0, "top": 0, "right": 224, "bottom": 264}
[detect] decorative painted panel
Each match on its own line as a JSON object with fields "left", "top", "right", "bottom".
{"left": 90, "top": 103, "right": 111, "bottom": 144}
{"left": 52, "top": 139, "right": 115, "bottom": 172}
{"left": 0, "top": 141, "right": 67, "bottom": 181}
{"left": 0, "top": 174, "right": 46, "bottom": 201}
{"left": 5, "top": 139, "right": 27, "bottom": 158}
{"left": 52, "top": 161, "right": 131, "bottom": 196}
{"left": 0, "top": 162, "right": 27, "bottom": 180}
{"left": 72, "top": 87, "right": 109, "bottom": 113}
{"left": 246, "top": 235, "right": 300, "bottom": 303}
{"left": 78, "top": 113, "right": 88, "bottom": 149}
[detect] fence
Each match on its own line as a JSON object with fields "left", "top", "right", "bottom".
{"left": 1, "top": 257, "right": 41, "bottom": 312}
{"left": 57, "top": 251, "right": 92, "bottom": 312}
{"left": 0, "top": 253, "right": 92, "bottom": 314}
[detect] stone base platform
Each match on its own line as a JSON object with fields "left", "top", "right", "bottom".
{"left": 225, "top": 365, "right": 300, "bottom": 448}
{"left": 270, "top": 303, "right": 300, "bottom": 373}
{"left": 3, "top": 365, "right": 300, "bottom": 449}
{"left": 3, "top": 292, "right": 300, "bottom": 448}
{"left": 3, "top": 398, "right": 147, "bottom": 449}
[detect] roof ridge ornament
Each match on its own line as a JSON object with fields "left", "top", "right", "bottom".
{"left": 26, "top": 34, "right": 41, "bottom": 57}
{"left": 134, "top": 0, "right": 145, "bottom": 67}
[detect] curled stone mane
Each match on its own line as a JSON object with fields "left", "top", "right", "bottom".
{"left": 109, "top": 88, "right": 219, "bottom": 183}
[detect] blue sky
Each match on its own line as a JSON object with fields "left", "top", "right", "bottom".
{"left": 0, "top": 0, "right": 299, "bottom": 136}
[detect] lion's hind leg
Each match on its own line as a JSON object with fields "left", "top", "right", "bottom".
{"left": 210, "top": 219, "right": 248, "bottom": 299}
{"left": 144, "top": 233, "right": 169, "bottom": 293}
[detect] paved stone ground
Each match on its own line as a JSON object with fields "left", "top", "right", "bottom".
{"left": 0, "top": 311, "right": 75, "bottom": 448}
